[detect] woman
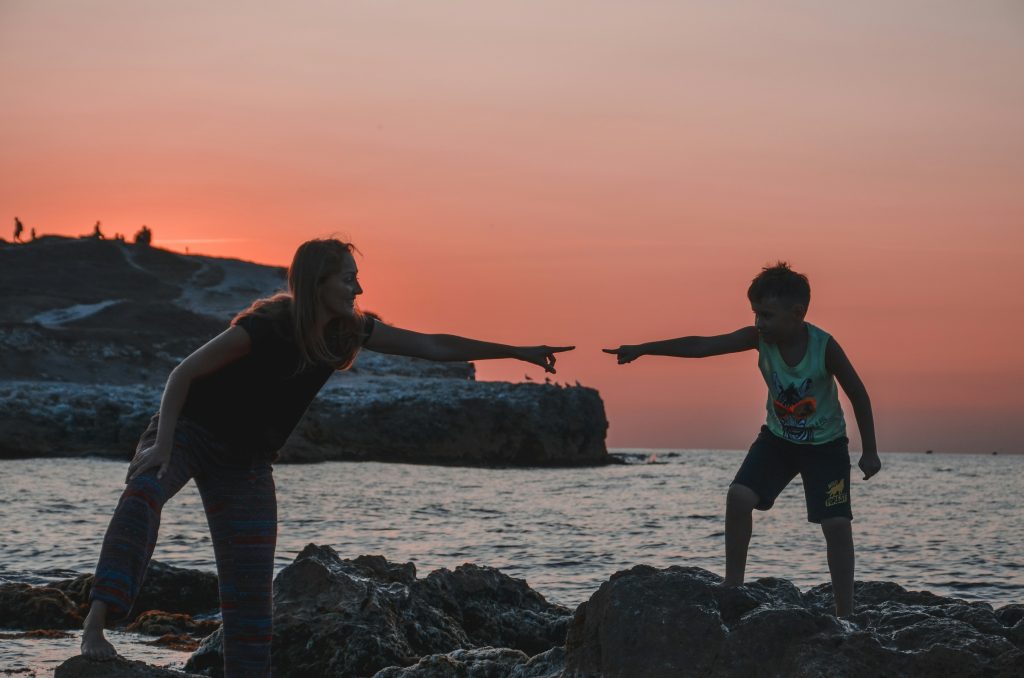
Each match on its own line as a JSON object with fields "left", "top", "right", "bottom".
{"left": 80, "top": 238, "right": 572, "bottom": 676}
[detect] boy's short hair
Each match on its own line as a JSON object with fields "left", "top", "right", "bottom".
{"left": 747, "top": 261, "right": 810, "bottom": 308}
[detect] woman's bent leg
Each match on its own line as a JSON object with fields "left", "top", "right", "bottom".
{"left": 83, "top": 436, "right": 196, "bottom": 659}
{"left": 89, "top": 442, "right": 196, "bottom": 622}
{"left": 198, "top": 463, "right": 277, "bottom": 678}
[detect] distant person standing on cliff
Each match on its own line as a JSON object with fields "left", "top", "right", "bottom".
{"left": 79, "top": 238, "right": 574, "bottom": 676}
{"left": 13, "top": 216, "right": 23, "bottom": 242}
{"left": 604, "top": 262, "right": 879, "bottom": 617}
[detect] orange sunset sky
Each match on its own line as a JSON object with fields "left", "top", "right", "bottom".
{"left": 2, "top": 1, "right": 1022, "bottom": 453}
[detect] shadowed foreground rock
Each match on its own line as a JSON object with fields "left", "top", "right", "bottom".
{"left": 54, "top": 655, "right": 204, "bottom": 677}
{"left": 185, "top": 544, "right": 570, "bottom": 678}
{"left": 49, "top": 557, "right": 1024, "bottom": 678}
{"left": 51, "top": 560, "right": 220, "bottom": 622}
{"left": 374, "top": 646, "right": 565, "bottom": 678}
{"left": 0, "top": 582, "right": 82, "bottom": 629}
{"left": 2, "top": 560, "right": 218, "bottom": 633}
{"left": 563, "top": 565, "right": 1024, "bottom": 678}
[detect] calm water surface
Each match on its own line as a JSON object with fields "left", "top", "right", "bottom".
{"left": 1, "top": 450, "right": 1022, "bottom": 673}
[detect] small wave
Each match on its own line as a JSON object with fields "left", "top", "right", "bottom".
{"left": 0, "top": 568, "right": 84, "bottom": 586}
{"left": 413, "top": 505, "right": 450, "bottom": 516}
{"left": 608, "top": 452, "right": 670, "bottom": 465}
{"left": 940, "top": 580, "right": 1020, "bottom": 591}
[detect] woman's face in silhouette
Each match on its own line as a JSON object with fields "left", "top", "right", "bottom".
{"left": 317, "top": 252, "right": 362, "bottom": 319}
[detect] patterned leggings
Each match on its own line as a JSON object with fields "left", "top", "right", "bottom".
{"left": 90, "top": 416, "right": 277, "bottom": 678}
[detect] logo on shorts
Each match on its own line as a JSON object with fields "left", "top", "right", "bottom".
{"left": 824, "top": 479, "right": 848, "bottom": 507}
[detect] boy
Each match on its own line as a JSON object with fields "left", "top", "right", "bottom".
{"left": 604, "top": 262, "right": 880, "bottom": 616}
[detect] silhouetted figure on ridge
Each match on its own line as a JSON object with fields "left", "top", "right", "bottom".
{"left": 13, "top": 217, "right": 23, "bottom": 242}
{"left": 92, "top": 221, "right": 105, "bottom": 239}
{"left": 30, "top": 227, "right": 36, "bottom": 241}
{"left": 134, "top": 225, "right": 152, "bottom": 246}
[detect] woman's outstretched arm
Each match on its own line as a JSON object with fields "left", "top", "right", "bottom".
{"left": 126, "top": 326, "right": 251, "bottom": 481}
{"left": 363, "top": 322, "right": 573, "bottom": 374}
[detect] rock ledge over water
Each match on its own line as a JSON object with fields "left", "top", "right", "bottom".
{"left": 0, "top": 237, "right": 608, "bottom": 466}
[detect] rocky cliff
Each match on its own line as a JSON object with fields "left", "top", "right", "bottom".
{"left": 0, "top": 237, "right": 607, "bottom": 465}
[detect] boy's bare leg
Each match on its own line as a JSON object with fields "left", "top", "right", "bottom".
{"left": 724, "top": 484, "right": 759, "bottom": 586}
{"left": 80, "top": 600, "right": 116, "bottom": 660}
{"left": 821, "top": 517, "right": 854, "bottom": 617}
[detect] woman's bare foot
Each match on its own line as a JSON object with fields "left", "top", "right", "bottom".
{"left": 80, "top": 601, "right": 117, "bottom": 661}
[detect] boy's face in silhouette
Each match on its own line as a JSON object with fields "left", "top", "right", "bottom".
{"left": 317, "top": 252, "right": 363, "bottom": 319}
{"left": 751, "top": 296, "right": 806, "bottom": 345}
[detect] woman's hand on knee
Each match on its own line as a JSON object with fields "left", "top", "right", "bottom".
{"left": 126, "top": 444, "right": 172, "bottom": 483}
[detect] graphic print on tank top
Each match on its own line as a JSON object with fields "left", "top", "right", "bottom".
{"left": 770, "top": 372, "right": 817, "bottom": 442}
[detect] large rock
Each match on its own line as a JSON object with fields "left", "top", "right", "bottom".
{"left": 372, "top": 646, "right": 565, "bottom": 678}
{"left": 125, "top": 610, "right": 220, "bottom": 638}
{"left": 2, "top": 238, "right": 606, "bottom": 467}
{"left": 54, "top": 655, "right": 204, "bottom": 677}
{"left": 0, "top": 582, "right": 82, "bottom": 629}
{"left": 283, "top": 378, "right": 607, "bottom": 465}
{"left": 1, "top": 235, "right": 608, "bottom": 466}
{"left": 417, "top": 564, "right": 570, "bottom": 654}
{"left": 563, "top": 565, "right": 1024, "bottom": 678}
{"left": 0, "top": 236, "right": 478, "bottom": 385}
{"left": 51, "top": 560, "right": 220, "bottom": 622}
{"left": 0, "top": 378, "right": 608, "bottom": 465}
{"left": 185, "top": 544, "right": 570, "bottom": 678}
{"left": 39, "top": 556, "right": 1024, "bottom": 678}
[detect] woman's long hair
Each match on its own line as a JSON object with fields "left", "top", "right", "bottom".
{"left": 232, "top": 239, "right": 366, "bottom": 370}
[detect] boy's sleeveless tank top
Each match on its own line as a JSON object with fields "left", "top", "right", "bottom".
{"left": 757, "top": 322, "right": 845, "bottom": 445}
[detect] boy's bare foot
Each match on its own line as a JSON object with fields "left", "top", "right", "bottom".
{"left": 80, "top": 601, "right": 117, "bottom": 661}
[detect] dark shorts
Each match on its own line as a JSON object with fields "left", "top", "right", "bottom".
{"left": 732, "top": 426, "right": 852, "bottom": 523}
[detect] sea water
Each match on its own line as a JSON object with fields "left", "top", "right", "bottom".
{"left": 1, "top": 450, "right": 1021, "bottom": 674}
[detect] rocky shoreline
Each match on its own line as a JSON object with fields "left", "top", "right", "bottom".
{"left": 0, "top": 237, "right": 609, "bottom": 466}
{"left": 1, "top": 545, "right": 1020, "bottom": 677}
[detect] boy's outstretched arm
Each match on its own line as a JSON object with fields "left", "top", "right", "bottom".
{"left": 603, "top": 326, "right": 758, "bottom": 364}
{"left": 826, "top": 337, "right": 881, "bottom": 480}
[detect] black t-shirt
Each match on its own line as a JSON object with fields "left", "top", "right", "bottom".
{"left": 180, "top": 312, "right": 375, "bottom": 461}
